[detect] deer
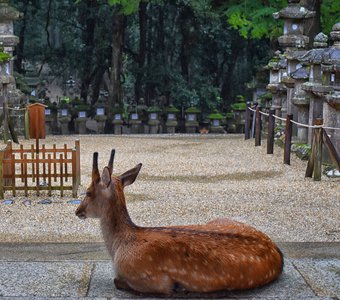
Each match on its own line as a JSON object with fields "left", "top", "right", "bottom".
{"left": 75, "top": 150, "right": 284, "bottom": 296}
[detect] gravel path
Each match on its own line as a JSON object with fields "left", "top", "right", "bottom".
{"left": 0, "top": 134, "right": 339, "bottom": 243}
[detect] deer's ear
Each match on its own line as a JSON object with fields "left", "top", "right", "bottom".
{"left": 101, "top": 167, "right": 111, "bottom": 187}
{"left": 120, "top": 163, "right": 142, "bottom": 188}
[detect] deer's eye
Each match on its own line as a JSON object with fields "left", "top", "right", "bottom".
{"left": 86, "top": 191, "right": 92, "bottom": 197}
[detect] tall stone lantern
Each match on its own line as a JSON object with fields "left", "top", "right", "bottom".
{"left": 322, "top": 23, "right": 340, "bottom": 153}
{"left": 0, "top": 0, "right": 21, "bottom": 108}
{"left": 273, "top": 0, "right": 315, "bottom": 141}
{"left": 300, "top": 33, "right": 329, "bottom": 144}
{"left": 265, "top": 51, "right": 287, "bottom": 117}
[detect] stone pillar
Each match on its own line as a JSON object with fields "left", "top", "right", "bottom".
{"left": 322, "top": 23, "right": 340, "bottom": 154}
{"left": 301, "top": 32, "right": 329, "bottom": 144}
{"left": 0, "top": 0, "right": 21, "bottom": 107}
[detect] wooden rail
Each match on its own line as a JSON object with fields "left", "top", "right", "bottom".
{"left": 0, "top": 140, "right": 80, "bottom": 198}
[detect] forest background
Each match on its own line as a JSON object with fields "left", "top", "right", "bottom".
{"left": 10, "top": 0, "right": 339, "bottom": 119}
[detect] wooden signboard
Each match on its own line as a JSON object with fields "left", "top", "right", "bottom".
{"left": 28, "top": 103, "right": 47, "bottom": 139}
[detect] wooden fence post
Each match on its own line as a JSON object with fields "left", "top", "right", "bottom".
{"left": 284, "top": 114, "right": 293, "bottom": 165}
{"left": 267, "top": 109, "right": 275, "bottom": 154}
{"left": 0, "top": 148, "right": 4, "bottom": 199}
{"left": 75, "top": 139, "right": 81, "bottom": 185}
{"left": 255, "top": 106, "right": 261, "bottom": 146}
{"left": 245, "top": 103, "right": 251, "bottom": 140}
{"left": 313, "top": 119, "right": 323, "bottom": 181}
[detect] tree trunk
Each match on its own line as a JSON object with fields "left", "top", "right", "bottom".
{"left": 14, "top": 0, "right": 29, "bottom": 73}
{"left": 220, "top": 31, "right": 244, "bottom": 109}
{"left": 109, "top": 13, "right": 126, "bottom": 109}
{"left": 134, "top": 1, "right": 148, "bottom": 103}
{"left": 301, "top": 0, "right": 321, "bottom": 47}
{"left": 78, "top": 0, "right": 98, "bottom": 102}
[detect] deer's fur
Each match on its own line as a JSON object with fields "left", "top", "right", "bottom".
{"left": 75, "top": 151, "right": 284, "bottom": 295}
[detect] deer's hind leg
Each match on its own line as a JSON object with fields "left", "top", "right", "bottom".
{"left": 122, "top": 273, "right": 175, "bottom": 295}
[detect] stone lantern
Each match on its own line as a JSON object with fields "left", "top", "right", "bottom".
{"left": 321, "top": 23, "right": 340, "bottom": 152}
{"left": 74, "top": 105, "right": 89, "bottom": 134}
{"left": 94, "top": 102, "right": 107, "bottom": 134}
{"left": 300, "top": 32, "right": 329, "bottom": 143}
{"left": 147, "top": 106, "right": 161, "bottom": 134}
{"left": 129, "top": 106, "right": 142, "bottom": 134}
{"left": 185, "top": 107, "right": 200, "bottom": 133}
{"left": 265, "top": 51, "right": 287, "bottom": 117}
{"left": 44, "top": 102, "right": 58, "bottom": 135}
{"left": 290, "top": 66, "right": 310, "bottom": 142}
{"left": 0, "top": 0, "right": 21, "bottom": 108}
{"left": 273, "top": 0, "right": 315, "bottom": 50}
{"left": 208, "top": 110, "right": 225, "bottom": 133}
{"left": 112, "top": 105, "right": 125, "bottom": 135}
{"left": 273, "top": 0, "right": 315, "bottom": 118}
{"left": 231, "top": 96, "right": 247, "bottom": 133}
{"left": 58, "top": 102, "right": 71, "bottom": 135}
{"left": 165, "top": 105, "right": 179, "bottom": 134}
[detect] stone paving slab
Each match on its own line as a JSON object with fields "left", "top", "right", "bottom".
{"left": 0, "top": 243, "right": 339, "bottom": 299}
{"left": 0, "top": 260, "right": 339, "bottom": 299}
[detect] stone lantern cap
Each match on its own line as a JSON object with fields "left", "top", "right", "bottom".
{"left": 273, "top": 1, "right": 315, "bottom": 20}
{"left": 330, "top": 22, "right": 340, "bottom": 43}
{"left": 313, "top": 32, "right": 328, "bottom": 48}
{"left": 290, "top": 66, "right": 309, "bottom": 80}
{"left": 300, "top": 48, "right": 325, "bottom": 64}
{"left": 285, "top": 49, "right": 306, "bottom": 60}
{"left": 0, "top": 0, "right": 21, "bottom": 21}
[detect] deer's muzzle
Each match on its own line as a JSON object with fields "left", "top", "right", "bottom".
{"left": 75, "top": 207, "right": 87, "bottom": 220}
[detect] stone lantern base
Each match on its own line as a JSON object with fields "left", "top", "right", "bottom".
{"left": 130, "top": 120, "right": 142, "bottom": 134}
{"left": 59, "top": 117, "right": 71, "bottom": 135}
{"left": 165, "top": 121, "right": 177, "bottom": 134}
{"left": 113, "top": 121, "right": 124, "bottom": 135}
{"left": 75, "top": 118, "right": 88, "bottom": 134}
{"left": 148, "top": 120, "right": 160, "bottom": 134}
{"left": 185, "top": 121, "right": 198, "bottom": 133}
{"left": 94, "top": 116, "right": 107, "bottom": 134}
{"left": 210, "top": 125, "right": 225, "bottom": 134}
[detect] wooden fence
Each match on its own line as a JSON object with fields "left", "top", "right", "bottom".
{"left": 245, "top": 105, "right": 340, "bottom": 181}
{"left": 0, "top": 140, "right": 80, "bottom": 198}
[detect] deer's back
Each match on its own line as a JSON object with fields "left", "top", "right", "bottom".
{"left": 114, "top": 220, "right": 283, "bottom": 292}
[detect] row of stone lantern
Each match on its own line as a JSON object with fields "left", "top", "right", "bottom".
{"left": 43, "top": 101, "right": 248, "bottom": 134}
{"left": 265, "top": 0, "right": 340, "bottom": 153}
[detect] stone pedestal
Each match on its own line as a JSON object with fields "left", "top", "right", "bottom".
{"left": 148, "top": 120, "right": 160, "bottom": 134}
{"left": 75, "top": 118, "right": 88, "bottom": 134}
{"left": 59, "top": 117, "right": 70, "bottom": 135}
{"left": 165, "top": 120, "right": 177, "bottom": 134}
{"left": 130, "top": 120, "right": 142, "bottom": 134}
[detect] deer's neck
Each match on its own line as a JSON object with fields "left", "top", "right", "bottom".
{"left": 100, "top": 189, "right": 136, "bottom": 253}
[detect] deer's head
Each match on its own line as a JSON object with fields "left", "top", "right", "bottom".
{"left": 75, "top": 150, "right": 142, "bottom": 220}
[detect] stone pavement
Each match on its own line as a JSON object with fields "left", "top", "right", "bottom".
{"left": 0, "top": 242, "right": 339, "bottom": 299}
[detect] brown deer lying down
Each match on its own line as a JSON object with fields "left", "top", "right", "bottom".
{"left": 75, "top": 150, "right": 284, "bottom": 296}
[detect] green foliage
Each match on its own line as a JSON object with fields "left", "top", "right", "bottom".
{"left": 231, "top": 102, "right": 246, "bottom": 111}
{"left": 185, "top": 106, "right": 201, "bottom": 113}
{"left": 224, "top": 0, "right": 285, "bottom": 39}
{"left": 0, "top": 51, "right": 11, "bottom": 63}
{"left": 107, "top": 0, "right": 140, "bottom": 14}
{"left": 321, "top": 0, "right": 340, "bottom": 34}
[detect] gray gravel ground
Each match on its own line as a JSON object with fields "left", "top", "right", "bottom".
{"left": 0, "top": 134, "right": 339, "bottom": 243}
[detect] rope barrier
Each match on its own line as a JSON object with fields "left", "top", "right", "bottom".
{"left": 246, "top": 107, "right": 340, "bottom": 131}
{"left": 7, "top": 107, "right": 27, "bottom": 111}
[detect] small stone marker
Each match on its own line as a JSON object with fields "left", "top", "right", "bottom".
{"left": 67, "top": 200, "right": 81, "bottom": 205}
{"left": 38, "top": 199, "right": 52, "bottom": 205}
{"left": 22, "top": 200, "right": 32, "bottom": 206}
{"left": 2, "top": 199, "right": 14, "bottom": 205}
